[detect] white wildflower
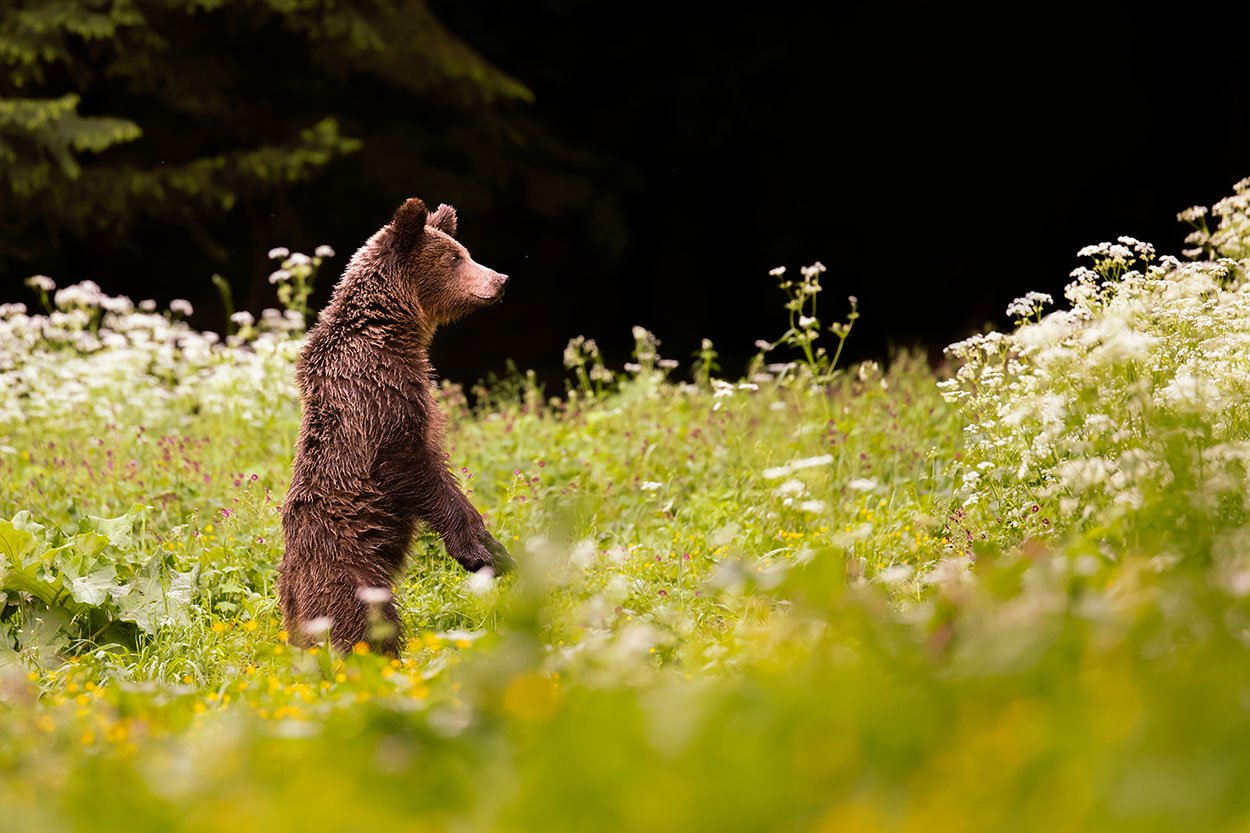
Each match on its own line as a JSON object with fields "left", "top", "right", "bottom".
{"left": 169, "top": 299, "right": 193, "bottom": 317}
{"left": 26, "top": 275, "right": 55, "bottom": 293}
{"left": 800, "top": 261, "right": 827, "bottom": 279}
{"left": 301, "top": 616, "right": 334, "bottom": 639}
{"left": 878, "top": 564, "right": 914, "bottom": 586}
{"left": 54, "top": 281, "right": 104, "bottom": 308}
{"left": 268, "top": 247, "right": 290, "bottom": 260}
{"left": 355, "top": 586, "right": 392, "bottom": 605}
{"left": 773, "top": 479, "right": 806, "bottom": 497}
{"left": 465, "top": 568, "right": 496, "bottom": 595}
{"left": 763, "top": 454, "right": 834, "bottom": 480}
{"left": 315, "top": 244, "right": 336, "bottom": 258}
{"left": 1005, "top": 291, "right": 1053, "bottom": 320}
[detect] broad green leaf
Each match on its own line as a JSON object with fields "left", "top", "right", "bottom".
{"left": 78, "top": 506, "right": 148, "bottom": 552}
{"left": 118, "top": 568, "right": 194, "bottom": 633}
{"left": 0, "top": 625, "right": 18, "bottom": 670}
{"left": 0, "top": 518, "right": 37, "bottom": 561}
{"left": 68, "top": 565, "right": 118, "bottom": 607}
{"left": 69, "top": 531, "right": 112, "bottom": 562}
{"left": 9, "top": 510, "right": 44, "bottom": 538}
{"left": 0, "top": 562, "right": 62, "bottom": 608}
{"left": 15, "top": 605, "right": 74, "bottom": 666}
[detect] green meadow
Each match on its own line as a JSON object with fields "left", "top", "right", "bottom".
{"left": 5, "top": 182, "right": 1250, "bottom": 831}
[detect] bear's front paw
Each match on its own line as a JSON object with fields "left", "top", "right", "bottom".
{"left": 478, "top": 530, "right": 515, "bottom": 575}
{"left": 446, "top": 530, "right": 513, "bottom": 575}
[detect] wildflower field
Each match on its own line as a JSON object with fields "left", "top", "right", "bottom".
{"left": 6, "top": 182, "right": 1250, "bottom": 831}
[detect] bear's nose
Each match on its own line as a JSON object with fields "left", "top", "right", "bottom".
{"left": 493, "top": 272, "right": 509, "bottom": 288}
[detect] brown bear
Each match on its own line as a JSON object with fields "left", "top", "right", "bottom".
{"left": 278, "top": 197, "right": 513, "bottom": 655}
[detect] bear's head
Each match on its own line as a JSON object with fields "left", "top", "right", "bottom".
{"left": 384, "top": 197, "right": 509, "bottom": 326}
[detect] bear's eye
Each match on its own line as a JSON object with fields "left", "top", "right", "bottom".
{"left": 451, "top": 253, "right": 461, "bottom": 263}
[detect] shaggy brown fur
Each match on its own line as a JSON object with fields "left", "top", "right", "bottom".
{"left": 278, "top": 197, "right": 512, "bottom": 655}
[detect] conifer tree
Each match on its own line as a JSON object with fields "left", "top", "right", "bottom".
{"left": 0, "top": 0, "right": 531, "bottom": 266}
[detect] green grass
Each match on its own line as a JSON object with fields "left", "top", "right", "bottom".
{"left": 7, "top": 182, "right": 1250, "bottom": 830}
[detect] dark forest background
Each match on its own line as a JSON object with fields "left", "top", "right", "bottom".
{"left": 3, "top": 1, "right": 1247, "bottom": 388}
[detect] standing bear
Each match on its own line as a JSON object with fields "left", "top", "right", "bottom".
{"left": 279, "top": 197, "right": 513, "bottom": 655}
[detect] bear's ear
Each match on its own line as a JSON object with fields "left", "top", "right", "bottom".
{"left": 389, "top": 197, "right": 429, "bottom": 250}
{"left": 427, "top": 203, "right": 458, "bottom": 238}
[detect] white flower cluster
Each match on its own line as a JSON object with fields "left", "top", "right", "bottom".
{"left": 1180, "top": 176, "right": 1250, "bottom": 261}
{"left": 0, "top": 279, "right": 304, "bottom": 436}
{"left": 941, "top": 185, "right": 1250, "bottom": 548}
{"left": 1004, "top": 291, "right": 1053, "bottom": 322}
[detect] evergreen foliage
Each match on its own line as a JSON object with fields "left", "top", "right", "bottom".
{"left": 0, "top": 0, "right": 531, "bottom": 265}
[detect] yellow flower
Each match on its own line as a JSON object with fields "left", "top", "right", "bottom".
{"left": 502, "top": 672, "right": 560, "bottom": 723}
{"left": 211, "top": 622, "right": 227, "bottom": 634}
{"left": 352, "top": 642, "right": 370, "bottom": 655}
{"left": 243, "top": 620, "right": 258, "bottom": 633}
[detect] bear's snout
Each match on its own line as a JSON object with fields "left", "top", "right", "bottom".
{"left": 478, "top": 269, "right": 508, "bottom": 301}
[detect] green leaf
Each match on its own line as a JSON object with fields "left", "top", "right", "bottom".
{"left": 0, "top": 562, "right": 60, "bottom": 607}
{"left": 0, "top": 622, "right": 19, "bottom": 670}
{"left": 118, "top": 568, "right": 194, "bottom": 634}
{"left": 77, "top": 506, "right": 148, "bottom": 552}
{"left": 68, "top": 565, "right": 118, "bottom": 607}
{"left": 66, "top": 531, "right": 111, "bottom": 563}
{"left": 9, "top": 510, "right": 45, "bottom": 538}
{"left": 0, "top": 516, "right": 39, "bottom": 561}
{"left": 15, "top": 604, "right": 74, "bottom": 665}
